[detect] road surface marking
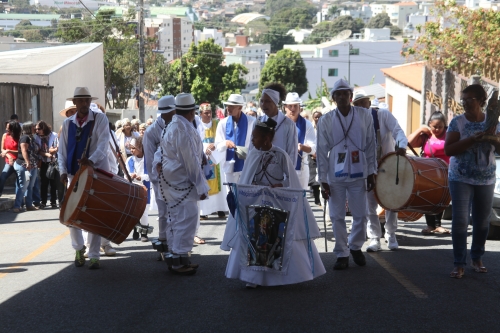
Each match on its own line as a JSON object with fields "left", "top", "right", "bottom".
{"left": 0, "top": 229, "right": 69, "bottom": 279}
{"left": 368, "top": 253, "right": 428, "bottom": 299}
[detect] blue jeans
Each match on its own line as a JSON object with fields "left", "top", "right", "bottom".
{"left": 0, "top": 163, "right": 17, "bottom": 195}
{"left": 13, "top": 163, "right": 38, "bottom": 209}
{"left": 450, "top": 181, "right": 494, "bottom": 267}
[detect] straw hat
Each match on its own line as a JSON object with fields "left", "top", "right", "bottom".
{"left": 66, "top": 87, "right": 98, "bottom": 101}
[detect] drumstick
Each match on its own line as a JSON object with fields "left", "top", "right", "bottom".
{"left": 395, "top": 141, "right": 400, "bottom": 185}
{"left": 109, "top": 133, "right": 133, "bottom": 183}
{"left": 323, "top": 198, "right": 328, "bottom": 252}
{"left": 407, "top": 142, "right": 419, "bottom": 157}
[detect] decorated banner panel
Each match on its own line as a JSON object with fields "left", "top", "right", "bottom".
{"left": 231, "top": 184, "right": 318, "bottom": 276}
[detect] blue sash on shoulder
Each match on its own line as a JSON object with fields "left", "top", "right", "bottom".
{"left": 67, "top": 121, "right": 92, "bottom": 176}
{"left": 225, "top": 113, "right": 248, "bottom": 172}
{"left": 295, "top": 115, "right": 306, "bottom": 170}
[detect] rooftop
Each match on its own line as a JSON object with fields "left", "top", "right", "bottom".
{"left": 0, "top": 43, "right": 102, "bottom": 75}
{"left": 231, "top": 13, "right": 270, "bottom": 25}
{"left": 381, "top": 62, "right": 423, "bottom": 92}
{"left": 394, "top": 2, "right": 418, "bottom": 6}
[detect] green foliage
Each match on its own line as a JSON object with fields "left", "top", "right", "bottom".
{"left": 366, "top": 13, "right": 391, "bottom": 29}
{"left": 16, "top": 20, "right": 32, "bottom": 27}
{"left": 159, "top": 40, "right": 248, "bottom": 106}
{"left": 303, "top": 16, "right": 363, "bottom": 44}
{"left": 259, "top": 49, "right": 307, "bottom": 96}
{"left": 254, "top": 26, "right": 296, "bottom": 53}
{"left": 269, "top": 8, "right": 315, "bottom": 30}
{"left": 303, "top": 78, "right": 329, "bottom": 110}
{"left": 264, "top": 0, "right": 316, "bottom": 17}
{"left": 328, "top": 6, "right": 339, "bottom": 18}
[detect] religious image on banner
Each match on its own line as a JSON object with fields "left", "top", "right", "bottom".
{"left": 246, "top": 205, "right": 289, "bottom": 270}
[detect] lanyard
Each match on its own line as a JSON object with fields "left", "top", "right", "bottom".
{"left": 336, "top": 107, "right": 354, "bottom": 149}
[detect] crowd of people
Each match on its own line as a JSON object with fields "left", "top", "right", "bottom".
{"left": 2, "top": 79, "right": 498, "bottom": 284}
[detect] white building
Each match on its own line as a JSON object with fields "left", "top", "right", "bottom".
{"left": 0, "top": 43, "right": 105, "bottom": 130}
{"left": 381, "top": 62, "right": 424, "bottom": 135}
{"left": 284, "top": 29, "right": 404, "bottom": 100}
{"left": 31, "top": 0, "right": 112, "bottom": 10}
{"left": 194, "top": 28, "right": 225, "bottom": 48}
{"left": 145, "top": 15, "right": 194, "bottom": 62}
{"left": 224, "top": 36, "right": 270, "bottom": 68}
{"left": 370, "top": 2, "right": 419, "bottom": 29}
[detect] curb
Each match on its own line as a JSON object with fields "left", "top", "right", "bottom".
{"left": 0, "top": 198, "right": 14, "bottom": 212}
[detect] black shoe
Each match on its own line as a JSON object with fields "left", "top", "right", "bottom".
{"left": 217, "top": 211, "right": 226, "bottom": 218}
{"left": 350, "top": 249, "right": 366, "bottom": 266}
{"left": 141, "top": 234, "right": 149, "bottom": 242}
{"left": 51, "top": 203, "right": 58, "bottom": 209}
{"left": 170, "top": 265, "right": 197, "bottom": 276}
{"left": 132, "top": 228, "right": 139, "bottom": 240}
{"left": 200, "top": 215, "right": 208, "bottom": 220}
{"left": 333, "top": 257, "right": 349, "bottom": 270}
{"left": 39, "top": 204, "right": 46, "bottom": 210}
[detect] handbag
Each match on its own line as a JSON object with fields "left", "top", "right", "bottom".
{"left": 46, "top": 160, "right": 59, "bottom": 180}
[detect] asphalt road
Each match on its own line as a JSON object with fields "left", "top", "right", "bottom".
{"left": 1, "top": 200, "right": 500, "bottom": 333}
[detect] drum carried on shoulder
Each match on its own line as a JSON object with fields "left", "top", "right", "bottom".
{"left": 374, "top": 152, "right": 451, "bottom": 217}
{"left": 59, "top": 165, "right": 148, "bottom": 244}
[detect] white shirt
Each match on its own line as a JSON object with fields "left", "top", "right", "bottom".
{"left": 160, "top": 115, "right": 209, "bottom": 204}
{"left": 58, "top": 110, "right": 110, "bottom": 175}
{"left": 316, "top": 106, "right": 376, "bottom": 183}
{"left": 143, "top": 116, "right": 166, "bottom": 182}
{"left": 297, "top": 118, "right": 316, "bottom": 170}
{"left": 256, "top": 111, "right": 298, "bottom": 162}
{"left": 374, "top": 108, "right": 408, "bottom": 157}
{"left": 214, "top": 113, "right": 256, "bottom": 171}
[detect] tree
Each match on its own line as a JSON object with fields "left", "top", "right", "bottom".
{"left": 159, "top": 39, "right": 248, "bottom": 107}
{"left": 328, "top": 6, "right": 339, "bottom": 18}
{"left": 269, "top": 8, "right": 315, "bottom": 31}
{"left": 366, "top": 13, "right": 391, "bottom": 29}
{"left": 264, "top": 0, "right": 316, "bottom": 16}
{"left": 403, "top": 0, "right": 500, "bottom": 74}
{"left": 16, "top": 20, "right": 32, "bottom": 27}
{"left": 303, "top": 78, "right": 329, "bottom": 110}
{"left": 303, "top": 16, "right": 364, "bottom": 44}
{"left": 255, "top": 26, "right": 295, "bottom": 53}
{"left": 259, "top": 49, "right": 307, "bottom": 97}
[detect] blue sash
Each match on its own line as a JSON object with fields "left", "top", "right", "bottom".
{"left": 225, "top": 113, "right": 248, "bottom": 172}
{"left": 67, "top": 121, "right": 92, "bottom": 176}
{"left": 128, "top": 157, "right": 151, "bottom": 204}
{"left": 295, "top": 115, "right": 306, "bottom": 170}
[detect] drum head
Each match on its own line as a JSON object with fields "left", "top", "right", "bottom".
{"left": 375, "top": 154, "right": 414, "bottom": 210}
{"left": 63, "top": 167, "right": 90, "bottom": 222}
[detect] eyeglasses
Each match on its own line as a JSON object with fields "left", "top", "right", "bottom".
{"left": 461, "top": 97, "right": 477, "bottom": 104}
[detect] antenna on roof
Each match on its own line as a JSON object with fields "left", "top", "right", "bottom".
{"left": 334, "top": 29, "right": 352, "bottom": 41}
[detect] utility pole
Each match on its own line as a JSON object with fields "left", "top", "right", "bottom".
{"left": 347, "top": 42, "right": 351, "bottom": 84}
{"left": 180, "top": 51, "right": 183, "bottom": 92}
{"left": 138, "top": 0, "right": 145, "bottom": 122}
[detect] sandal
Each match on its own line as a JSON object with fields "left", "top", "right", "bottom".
{"left": 450, "top": 267, "right": 464, "bottom": 279}
{"left": 421, "top": 227, "right": 436, "bottom": 235}
{"left": 472, "top": 261, "right": 487, "bottom": 273}
{"left": 194, "top": 236, "right": 206, "bottom": 244}
{"left": 432, "top": 227, "right": 451, "bottom": 234}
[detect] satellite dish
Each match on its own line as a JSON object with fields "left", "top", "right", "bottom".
{"left": 334, "top": 29, "right": 352, "bottom": 40}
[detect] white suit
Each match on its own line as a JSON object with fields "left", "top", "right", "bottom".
{"left": 316, "top": 106, "right": 376, "bottom": 257}
{"left": 295, "top": 118, "right": 316, "bottom": 189}
{"left": 255, "top": 112, "right": 298, "bottom": 162}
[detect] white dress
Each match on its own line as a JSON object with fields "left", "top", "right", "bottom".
{"left": 223, "top": 145, "right": 326, "bottom": 286}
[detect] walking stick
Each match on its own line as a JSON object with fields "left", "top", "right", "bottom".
{"left": 323, "top": 198, "right": 328, "bottom": 252}
{"left": 110, "top": 130, "right": 133, "bottom": 183}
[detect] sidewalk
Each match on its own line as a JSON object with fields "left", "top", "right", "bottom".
{"left": 0, "top": 186, "right": 15, "bottom": 212}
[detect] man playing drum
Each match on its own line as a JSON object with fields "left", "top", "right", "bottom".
{"left": 157, "top": 93, "right": 210, "bottom": 275}
{"left": 317, "top": 79, "right": 377, "bottom": 270}
{"left": 58, "top": 87, "right": 111, "bottom": 270}
{"left": 352, "top": 93, "right": 407, "bottom": 251}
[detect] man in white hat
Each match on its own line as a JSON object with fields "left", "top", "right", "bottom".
{"left": 58, "top": 87, "right": 111, "bottom": 270}
{"left": 352, "top": 93, "right": 407, "bottom": 252}
{"left": 284, "top": 92, "right": 316, "bottom": 190}
{"left": 214, "top": 94, "right": 256, "bottom": 184}
{"left": 158, "top": 93, "right": 209, "bottom": 275}
{"left": 316, "top": 79, "right": 376, "bottom": 270}
{"left": 143, "top": 95, "right": 176, "bottom": 258}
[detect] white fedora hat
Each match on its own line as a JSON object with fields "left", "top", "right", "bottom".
{"left": 158, "top": 95, "right": 175, "bottom": 114}
{"left": 283, "top": 92, "right": 302, "bottom": 105}
{"left": 224, "top": 94, "right": 245, "bottom": 106}
{"left": 66, "top": 87, "right": 98, "bottom": 101}
{"left": 172, "top": 93, "right": 198, "bottom": 111}
{"left": 352, "top": 90, "right": 375, "bottom": 103}
{"left": 330, "top": 78, "right": 353, "bottom": 96}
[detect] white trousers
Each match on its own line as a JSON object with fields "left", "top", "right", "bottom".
{"left": 296, "top": 163, "right": 310, "bottom": 190}
{"left": 329, "top": 179, "right": 367, "bottom": 257}
{"left": 152, "top": 181, "right": 169, "bottom": 242}
{"left": 71, "top": 228, "right": 101, "bottom": 259}
{"left": 366, "top": 190, "right": 398, "bottom": 239}
{"left": 195, "top": 202, "right": 201, "bottom": 235}
{"left": 140, "top": 204, "right": 150, "bottom": 226}
{"left": 170, "top": 200, "right": 199, "bottom": 254}
{"left": 83, "top": 231, "right": 110, "bottom": 248}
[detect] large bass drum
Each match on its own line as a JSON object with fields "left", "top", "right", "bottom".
{"left": 374, "top": 153, "right": 450, "bottom": 215}
{"left": 59, "top": 165, "right": 147, "bottom": 244}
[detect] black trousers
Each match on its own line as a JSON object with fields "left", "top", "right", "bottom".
{"left": 40, "top": 161, "right": 58, "bottom": 205}
{"left": 425, "top": 211, "right": 444, "bottom": 228}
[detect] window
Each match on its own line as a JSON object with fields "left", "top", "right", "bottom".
{"left": 328, "top": 50, "right": 339, "bottom": 57}
{"left": 328, "top": 68, "right": 338, "bottom": 77}
{"left": 349, "top": 48, "right": 360, "bottom": 55}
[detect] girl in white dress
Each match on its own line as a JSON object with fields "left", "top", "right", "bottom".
{"left": 223, "top": 118, "right": 326, "bottom": 288}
